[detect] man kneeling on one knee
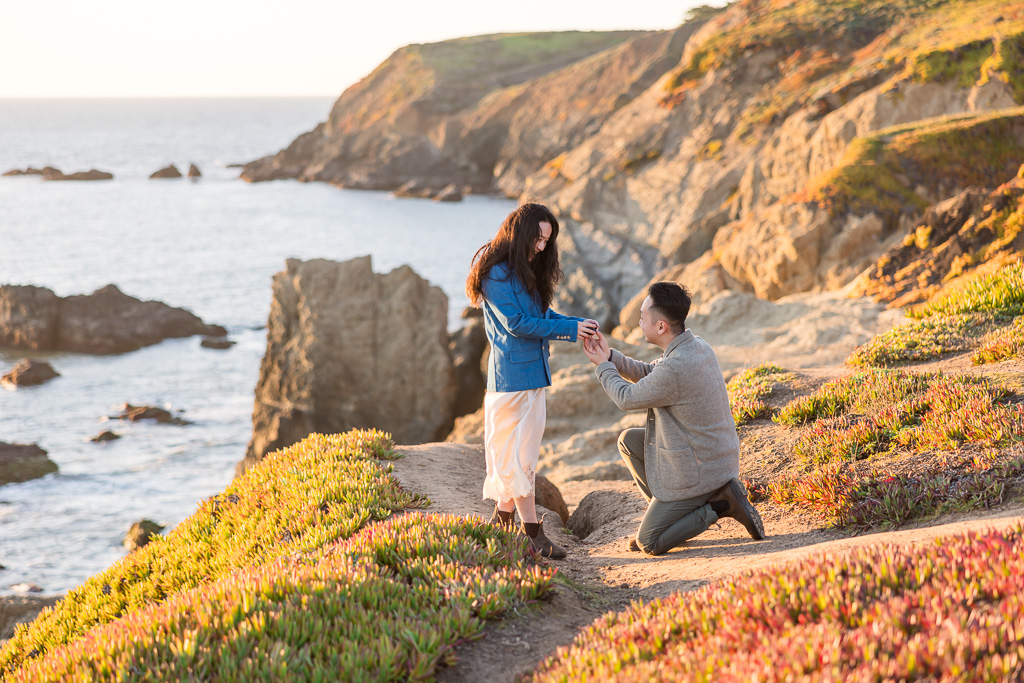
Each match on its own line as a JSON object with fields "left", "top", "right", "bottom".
{"left": 582, "top": 282, "right": 765, "bottom": 556}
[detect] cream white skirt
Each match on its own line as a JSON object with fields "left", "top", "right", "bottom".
{"left": 482, "top": 388, "right": 546, "bottom": 503}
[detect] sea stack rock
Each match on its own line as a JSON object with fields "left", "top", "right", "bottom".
{"left": 187, "top": 164, "right": 201, "bottom": 178}
{"left": 150, "top": 165, "right": 182, "bottom": 179}
{"left": 238, "top": 256, "right": 456, "bottom": 475}
{"left": 0, "top": 442, "right": 58, "bottom": 486}
{"left": 1, "top": 359, "right": 59, "bottom": 388}
{"left": 0, "top": 284, "right": 226, "bottom": 354}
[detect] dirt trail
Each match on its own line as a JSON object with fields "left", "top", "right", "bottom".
{"left": 391, "top": 443, "right": 1024, "bottom": 682}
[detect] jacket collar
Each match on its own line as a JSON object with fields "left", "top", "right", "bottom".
{"left": 663, "top": 329, "right": 693, "bottom": 357}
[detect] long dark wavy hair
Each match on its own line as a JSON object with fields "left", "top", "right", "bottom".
{"left": 466, "top": 202, "right": 563, "bottom": 311}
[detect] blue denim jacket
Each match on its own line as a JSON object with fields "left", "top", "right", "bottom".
{"left": 482, "top": 262, "right": 583, "bottom": 392}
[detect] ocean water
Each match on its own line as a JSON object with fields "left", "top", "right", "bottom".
{"left": 0, "top": 98, "right": 515, "bottom": 594}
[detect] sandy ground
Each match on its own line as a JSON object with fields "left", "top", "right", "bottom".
{"left": 391, "top": 443, "right": 1024, "bottom": 682}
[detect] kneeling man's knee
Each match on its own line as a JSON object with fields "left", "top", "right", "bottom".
{"left": 635, "top": 529, "right": 664, "bottom": 556}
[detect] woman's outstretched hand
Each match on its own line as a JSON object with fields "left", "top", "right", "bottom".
{"left": 577, "top": 319, "right": 599, "bottom": 340}
{"left": 583, "top": 330, "right": 611, "bottom": 365}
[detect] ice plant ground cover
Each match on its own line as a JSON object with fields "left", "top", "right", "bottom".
{"left": 0, "top": 430, "right": 555, "bottom": 681}
{"left": 7, "top": 514, "right": 553, "bottom": 682}
{"left": 849, "top": 262, "right": 1024, "bottom": 366}
{"left": 530, "top": 524, "right": 1024, "bottom": 682}
{"left": 762, "top": 368, "right": 1024, "bottom": 531}
{"left": 974, "top": 315, "right": 1024, "bottom": 364}
{"left": 725, "top": 363, "right": 792, "bottom": 425}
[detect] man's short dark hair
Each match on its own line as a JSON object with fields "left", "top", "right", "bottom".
{"left": 647, "top": 281, "right": 691, "bottom": 333}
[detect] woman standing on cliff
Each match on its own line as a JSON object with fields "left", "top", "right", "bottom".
{"left": 466, "top": 202, "right": 598, "bottom": 559}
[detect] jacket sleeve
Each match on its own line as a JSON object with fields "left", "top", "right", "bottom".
{"left": 596, "top": 358, "right": 679, "bottom": 411}
{"left": 609, "top": 348, "right": 656, "bottom": 383}
{"left": 483, "top": 276, "right": 578, "bottom": 341}
{"left": 546, "top": 308, "right": 585, "bottom": 323}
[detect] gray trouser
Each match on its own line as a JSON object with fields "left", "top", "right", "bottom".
{"left": 618, "top": 428, "right": 718, "bottom": 556}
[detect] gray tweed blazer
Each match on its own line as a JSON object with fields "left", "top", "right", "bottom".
{"left": 595, "top": 330, "right": 739, "bottom": 502}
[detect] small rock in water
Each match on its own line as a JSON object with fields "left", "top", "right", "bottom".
{"left": 124, "top": 520, "right": 165, "bottom": 551}
{"left": 433, "top": 183, "right": 464, "bottom": 202}
{"left": 43, "top": 169, "right": 113, "bottom": 181}
{"left": 110, "top": 403, "right": 190, "bottom": 425}
{"left": 90, "top": 430, "right": 121, "bottom": 442}
{"left": 187, "top": 163, "right": 202, "bottom": 178}
{"left": 10, "top": 583, "right": 43, "bottom": 593}
{"left": 150, "top": 164, "right": 182, "bottom": 179}
{"left": 0, "top": 442, "right": 58, "bottom": 486}
{"left": 1, "top": 359, "right": 60, "bottom": 388}
{"left": 200, "top": 336, "right": 235, "bottom": 350}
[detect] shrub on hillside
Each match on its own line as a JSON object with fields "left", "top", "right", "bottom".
{"left": 0, "top": 429, "right": 424, "bottom": 673}
{"left": 532, "top": 524, "right": 1024, "bottom": 681}
{"left": 973, "top": 315, "right": 1024, "bottom": 363}
{"left": 771, "top": 370, "right": 1024, "bottom": 529}
{"left": 8, "top": 514, "right": 554, "bottom": 682}
{"left": 849, "top": 262, "right": 1024, "bottom": 367}
{"left": 726, "top": 363, "right": 791, "bottom": 425}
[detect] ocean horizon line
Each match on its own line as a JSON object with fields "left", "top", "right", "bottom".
{"left": 0, "top": 95, "right": 337, "bottom": 101}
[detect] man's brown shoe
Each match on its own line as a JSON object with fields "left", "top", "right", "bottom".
{"left": 708, "top": 478, "right": 765, "bottom": 540}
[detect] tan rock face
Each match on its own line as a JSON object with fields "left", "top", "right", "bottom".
{"left": 240, "top": 257, "right": 456, "bottom": 475}
{"left": 853, "top": 171, "right": 1024, "bottom": 307}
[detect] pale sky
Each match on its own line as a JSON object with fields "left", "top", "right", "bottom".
{"left": 0, "top": 1, "right": 705, "bottom": 98}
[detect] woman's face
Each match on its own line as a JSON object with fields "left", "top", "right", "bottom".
{"left": 530, "top": 221, "right": 553, "bottom": 261}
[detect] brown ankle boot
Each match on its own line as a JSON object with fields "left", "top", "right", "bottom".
{"left": 522, "top": 521, "right": 566, "bottom": 559}
{"left": 489, "top": 504, "right": 514, "bottom": 530}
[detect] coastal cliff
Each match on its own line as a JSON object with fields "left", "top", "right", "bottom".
{"left": 246, "top": 0, "right": 1024, "bottom": 329}
{"left": 241, "top": 30, "right": 658, "bottom": 194}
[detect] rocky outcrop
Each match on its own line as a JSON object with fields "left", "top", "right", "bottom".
{"left": 109, "top": 404, "right": 190, "bottom": 425}
{"left": 448, "top": 308, "right": 487, "bottom": 419}
{"left": 150, "top": 165, "right": 182, "bottom": 179}
{"left": 535, "top": 474, "right": 569, "bottom": 524}
{"left": 241, "top": 29, "right": 686, "bottom": 196}
{"left": 43, "top": 169, "right": 113, "bottom": 181}
{"left": 0, "top": 442, "right": 58, "bottom": 486}
{"left": 853, "top": 166, "right": 1024, "bottom": 307}
{"left": 0, "top": 284, "right": 225, "bottom": 354}
{"left": 90, "top": 430, "right": 121, "bottom": 442}
{"left": 1, "top": 596, "right": 61, "bottom": 642}
{"left": 3, "top": 166, "right": 61, "bottom": 177}
{"left": 3, "top": 166, "right": 111, "bottom": 180}
{"left": 200, "top": 336, "right": 235, "bottom": 349}
{"left": 187, "top": 164, "right": 202, "bottom": 178}
{"left": 1, "top": 359, "right": 59, "bottom": 388}
{"left": 123, "top": 520, "right": 164, "bottom": 551}
{"left": 239, "top": 257, "right": 457, "bottom": 475}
